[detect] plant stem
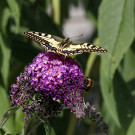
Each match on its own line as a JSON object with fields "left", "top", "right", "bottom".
{"left": 66, "top": 114, "right": 76, "bottom": 135}
{"left": 85, "top": 38, "right": 99, "bottom": 76}
{"left": 52, "top": 0, "right": 61, "bottom": 25}
{"left": 85, "top": 53, "right": 97, "bottom": 76}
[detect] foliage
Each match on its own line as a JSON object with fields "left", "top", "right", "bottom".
{"left": 0, "top": 0, "right": 134, "bottom": 135}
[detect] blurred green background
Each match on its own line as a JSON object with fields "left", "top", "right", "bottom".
{"left": 0, "top": 0, "right": 134, "bottom": 135}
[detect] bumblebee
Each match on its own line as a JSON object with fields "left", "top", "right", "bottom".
{"left": 83, "top": 77, "right": 93, "bottom": 91}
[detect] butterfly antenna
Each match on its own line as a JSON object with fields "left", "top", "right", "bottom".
{"left": 70, "top": 34, "right": 83, "bottom": 39}
{"left": 62, "top": 27, "right": 69, "bottom": 38}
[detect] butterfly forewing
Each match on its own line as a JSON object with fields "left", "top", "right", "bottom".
{"left": 24, "top": 31, "right": 63, "bottom": 52}
{"left": 24, "top": 32, "right": 49, "bottom": 42}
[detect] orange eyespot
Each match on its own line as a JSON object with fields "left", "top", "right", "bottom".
{"left": 56, "top": 49, "right": 62, "bottom": 53}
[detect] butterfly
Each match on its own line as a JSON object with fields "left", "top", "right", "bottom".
{"left": 24, "top": 31, "right": 107, "bottom": 56}
{"left": 83, "top": 77, "right": 93, "bottom": 91}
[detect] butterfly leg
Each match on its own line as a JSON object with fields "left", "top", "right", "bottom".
{"left": 43, "top": 47, "right": 47, "bottom": 52}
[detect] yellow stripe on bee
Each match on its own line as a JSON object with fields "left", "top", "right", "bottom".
{"left": 87, "top": 78, "right": 92, "bottom": 87}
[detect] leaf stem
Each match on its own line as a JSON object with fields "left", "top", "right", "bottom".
{"left": 52, "top": 0, "right": 61, "bottom": 25}
{"left": 85, "top": 38, "right": 99, "bottom": 76}
{"left": 66, "top": 114, "right": 76, "bottom": 135}
{"left": 85, "top": 53, "right": 97, "bottom": 76}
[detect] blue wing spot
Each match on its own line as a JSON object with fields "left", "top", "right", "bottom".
{"left": 62, "top": 50, "right": 70, "bottom": 54}
{"left": 45, "top": 43, "right": 50, "bottom": 47}
{"left": 52, "top": 47, "right": 57, "bottom": 51}
{"left": 73, "top": 50, "right": 78, "bottom": 53}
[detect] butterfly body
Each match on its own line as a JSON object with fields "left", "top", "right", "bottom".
{"left": 24, "top": 31, "right": 107, "bottom": 56}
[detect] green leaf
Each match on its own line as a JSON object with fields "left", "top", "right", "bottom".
{"left": 127, "top": 117, "right": 135, "bottom": 135}
{"left": 7, "top": 0, "right": 20, "bottom": 31}
{"left": 0, "top": 0, "right": 7, "bottom": 29}
{"left": 21, "top": 119, "right": 31, "bottom": 135}
{"left": 99, "top": 0, "right": 134, "bottom": 126}
{"left": 119, "top": 47, "right": 135, "bottom": 82}
{"left": 15, "top": 108, "right": 25, "bottom": 133}
{"left": 1, "top": 8, "right": 11, "bottom": 35}
{"left": 22, "top": 7, "right": 62, "bottom": 36}
{"left": 99, "top": 0, "right": 134, "bottom": 80}
{"left": 118, "top": 47, "right": 135, "bottom": 134}
{"left": 0, "top": 107, "right": 18, "bottom": 129}
{"left": 0, "top": 33, "right": 11, "bottom": 89}
{"left": 113, "top": 71, "right": 135, "bottom": 130}
{"left": 42, "top": 119, "right": 56, "bottom": 135}
{"left": 0, "top": 85, "right": 14, "bottom": 133}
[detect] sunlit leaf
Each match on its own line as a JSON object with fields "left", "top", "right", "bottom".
{"left": 1, "top": 8, "right": 11, "bottom": 35}
{"left": 15, "top": 108, "right": 25, "bottom": 133}
{"left": 7, "top": 0, "right": 20, "bottom": 31}
{"left": 0, "top": 85, "right": 14, "bottom": 133}
{"left": 0, "top": 107, "right": 18, "bottom": 129}
{"left": 0, "top": 0, "right": 7, "bottom": 28}
{"left": 99, "top": 0, "right": 134, "bottom": 127}
{"left": 0, "top": 33, "right": 11, "bottom": 89}
{"left": 119, "top": 47, "right": 135, "bottom": 82}
{"left": 127, "top": 117, "right": 135, "bottom": 135}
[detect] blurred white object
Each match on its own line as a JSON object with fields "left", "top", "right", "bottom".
{"left": 63, "top": 2, "right": 95, "bottom": 41}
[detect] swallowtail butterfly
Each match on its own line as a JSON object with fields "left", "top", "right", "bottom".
{"left": 83, "top": 77, "right": 93, "bottom": 91}
{"left": 24, "top": 31, "right": 107, "bottom": 56}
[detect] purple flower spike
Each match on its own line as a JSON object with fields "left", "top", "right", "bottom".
{"left": 10, "top": 52, "right": 85, "bottom": 119}
{"left": 84, "top": 102, "right": 110, "bottom": 135}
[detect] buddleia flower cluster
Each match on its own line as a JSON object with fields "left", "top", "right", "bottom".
{"left": 9, "top": 51, "right": 109, "bottom": 134}
{"left": 10, "top": 52, "right": 85, "bottom": 119}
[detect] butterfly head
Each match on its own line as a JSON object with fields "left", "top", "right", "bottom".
{"left": 60, "top": 38, "right": 71, "bottom": 48}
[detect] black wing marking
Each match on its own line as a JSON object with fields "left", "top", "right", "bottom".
{"left": 62, "top": 42, "right": 107, "bottom": 56}
{"left": 24, "top": 31, "right": 62, "bottom": 52}
{"left": 24, "top": 32, "right": 107, "bottom": 56}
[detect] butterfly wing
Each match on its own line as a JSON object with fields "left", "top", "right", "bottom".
{"left": 24, "top": 32, "right": 107, "bottom": 56}
{"left": 62, "top": 41, "right": 107, "bottom": 56}
{"left": 24, "top": 31, "right": 63, "bottom": 52}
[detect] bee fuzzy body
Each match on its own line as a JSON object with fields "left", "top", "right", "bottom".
{"left": 83, "top": 77, "right": 93, "bottom": 91}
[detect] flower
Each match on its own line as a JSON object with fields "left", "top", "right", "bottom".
{"left": 84, "top": 102, "right": 110, "bottom": 135}
{"left": 10, "top": 52, "right": 85, "bottom": 119}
